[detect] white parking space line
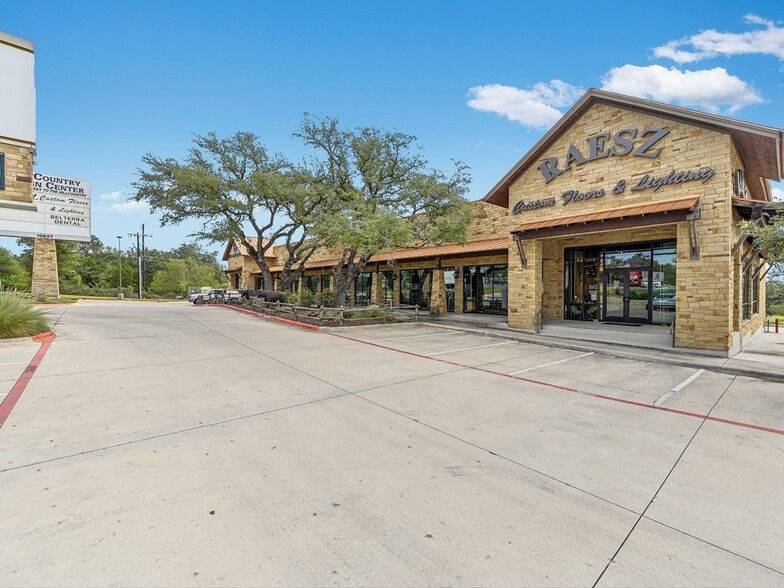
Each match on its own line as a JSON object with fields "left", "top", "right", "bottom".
{"left": 371, "top": 332, "right": 445, "bottom": 342}
{"left": 652, "top": 369, "right": 706, "bottom": 407}
{"left": 0, "top": 361, "right": 30, "bottom": 366}
{"left": 425, "top": 341, "right": 515, "bottom": 356}
{"left": 509, "top": 352, "right": 594, "bottom": 375}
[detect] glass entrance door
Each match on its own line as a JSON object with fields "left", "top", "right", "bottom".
{"left": 603, "top": 268, "right": 651, "bottom": 323}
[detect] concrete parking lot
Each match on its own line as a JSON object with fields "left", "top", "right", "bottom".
{"left": 1, "top": 301, "right": 783, "bottom": 587}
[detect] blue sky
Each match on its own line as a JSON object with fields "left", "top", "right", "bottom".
{"left": 3, "top": 0, "right": 784, "bottom": 259}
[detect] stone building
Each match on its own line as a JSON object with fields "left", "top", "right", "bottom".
{"left": 224, "top": 89, "right": 782, "bottom": 356}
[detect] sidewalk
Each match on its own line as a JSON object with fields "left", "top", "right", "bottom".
{"left": 422, "top": 315, "right": 784, "bottom": 383}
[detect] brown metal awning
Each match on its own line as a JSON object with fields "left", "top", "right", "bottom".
{"left": 512, "top": 196, "right": 700, "bottom": 240}
{"left": 263, "top": 237, "right": 509, "bottom": 273}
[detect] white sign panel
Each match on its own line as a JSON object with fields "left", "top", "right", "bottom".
{"left": 0, "top": 33, "right": 35, "bottom": 145}
{"left": 0, "top": 172, "right": 91, "bottom": 241}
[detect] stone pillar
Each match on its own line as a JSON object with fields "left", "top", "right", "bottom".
{"left": 393, "top": 270, "right": 401, "bottom": 305}
{"left": 455, "top": 267, "right": 464, "bottom": 313}
{"left": 31, "top": 238, "right": 59, "bottom": 299}
{"left": 273, "top": 275, "right": 281, "bottom": 291}
{"left": 431, "top": 269, "right": 447, "bottom": 315}
{"left": 371, "top": 271, "right": 383, "bottom": 304}
{"left": 508, "top": 239, "right": 541, "bottom": 331}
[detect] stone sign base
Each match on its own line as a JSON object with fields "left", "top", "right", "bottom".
{"left": 31, "top": 238, "right": 59, "bottom": 299}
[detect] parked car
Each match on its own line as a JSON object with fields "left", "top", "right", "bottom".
{"left": 191, "top": 288, "right": 241, "bottom": 304}
{"left": 648, "top": 292, "right": 676, "bottom": 310}
{"left": 188, "top": 286, "right": 211, "bottom": 303}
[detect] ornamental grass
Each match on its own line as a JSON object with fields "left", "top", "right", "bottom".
{"left": 0, "top": 291, "right": 50, "bottom": 339}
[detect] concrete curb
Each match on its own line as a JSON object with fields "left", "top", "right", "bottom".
{"left": 211, "top": 304, "right": 321, "bottom": 331}
{"left": 0, "top": 331, "right": 57, "bottom": 427}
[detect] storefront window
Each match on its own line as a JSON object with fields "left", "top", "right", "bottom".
{"left": 354, "top": 272, "right": 372, "bottom": 306}
{"left": 565, "top": 241, "right": 676, "bottom": 325}
{"left": 652, "top": 244, "right": 676, "bottom": 325}
{"left": 304, "top": 275, "right": 319, "bottom": 294}
{"left": 753, "top": 264, "right": 760, "bottom": 315}
{"left": 400, "top": 269, "right": 432, "bottom": 309}
{"left": 463, "top": 265, "right": 508, "bottom": 314}
{"left": 321, "top": 274, "right": 331, "bottom": 292}
{"left": 564, "top": 249, "right": 600, "bottom": 320}
{"left": 444, "top": 268, "right": 456, "bottom": 313}
{"left": 743, "top": 263, "right": 751, "bottom": 320}
{"left": 381, "top": 271, "right": 395, "bottom": 304}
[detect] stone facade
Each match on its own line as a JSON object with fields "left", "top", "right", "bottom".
{"left": 1, "top": 143, "right": 35, "bottom": 204}
{"left": 506, "top": 102, "right": 750, "bottom": 353}
{"left": 222, "top": 95, "right": 776, "bottom": 355}
{"left": 31, "top": 238, "right": 59, "bottom": 298}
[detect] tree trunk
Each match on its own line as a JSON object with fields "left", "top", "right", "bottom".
{"left": 258, "top": 262, "right": 274, "bottom": 290}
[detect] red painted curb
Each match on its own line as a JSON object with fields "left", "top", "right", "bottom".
{"left": 213, "top": 304, "right": 321, "bottom": 331}
{"left": 326, "top": 332, "right": 784, "bottom": 438}
{"left": 0, "top": 332, "right": 56, "bottom": 428}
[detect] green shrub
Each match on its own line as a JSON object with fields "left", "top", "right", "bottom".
{"left": 283, "top": 291, "right": 298, "bottom": 304}
{"left": 318, "top": 289, "right": 337, "bottom": 307}
{"left": 298, "top": 289, "right": 316, "bottom": 307}
{"left": 768, "top": 304, "right": 784, "bottom": 316}
{"left": 343, "top": 308, "right": 388, "bottom": 319}
{"left": 0, "top": 291, "right": 50, "bottom": 339}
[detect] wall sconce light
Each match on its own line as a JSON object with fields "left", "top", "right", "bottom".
{"left": 513, "top": 234, "right": 527, "bottom": 268}
{"left": 454, "top": 267, "right": 460, "bottom": 278}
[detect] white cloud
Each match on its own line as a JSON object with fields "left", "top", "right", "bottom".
{"left": 108, "top": 199, "right": 148, "bottom": 214}
{"left": 772, "top": 186, "right": 784, "bottom": 202}
{"left": 601, "top": 64, "right": 764, "bottom": 114}
{"left": 467, "top": 80, "right": 584, "bottom": 129}
{"left": 99, "top": 190, "right": 123, "bottom": 202}
{"left": 654, "top": 14, "right": 784, "bottom": 63}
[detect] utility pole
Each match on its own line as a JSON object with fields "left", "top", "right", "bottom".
{"left": 141, "top": 224, "right": 152, "bottom": 296}
{"left": 128, "top": 224, "right": 152, "bottom": 298}
{"left": 116, "top": 235, "right": 123, "bottom": 299}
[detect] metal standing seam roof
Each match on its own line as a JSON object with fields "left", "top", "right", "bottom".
{"left": 512, "top": 196, "right": 700, "bottom": 233}
{"left": 261, "top": 237, "right": 510, "bottom": 273}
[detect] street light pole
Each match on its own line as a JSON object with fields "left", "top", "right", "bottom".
{"left": 116, "top": 235, "right": 123, "bottom": 299}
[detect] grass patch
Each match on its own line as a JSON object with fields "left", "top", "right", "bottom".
{"left": 0, "top": 291, "right": 50, "bottom": 339}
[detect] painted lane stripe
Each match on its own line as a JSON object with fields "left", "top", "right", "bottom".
{"left": 0, "top": 332, "right": 56, "bottom": 428}
{"left": 652, "top": 369, "right": 706, "bottom": 407}
{"left": 509, "top": 352, "right": 594, "bottom": 375}
{"left": 372, "top": 333, "right": 445, "bottom": 342}
{"left": 0, "top": 361, "right": 31, "bottom": 366}
{"left": 425, "top": 341, "right": 515, "bottom": 356}
{"left": 325, "top": 332, "right": 784, "bottom": 437}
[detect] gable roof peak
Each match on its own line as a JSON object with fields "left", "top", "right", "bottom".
{"left": 483, "top": 89, "right": 784, "bottom": 206}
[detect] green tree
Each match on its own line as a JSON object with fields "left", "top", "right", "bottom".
{"left": 296, "top": 115, "right": 474, "bottom": 305}
{"left": 0, "top": 247, "right": 30, "bottom": 290}
{"left": 148, "top": 257, "right": 225, "bottom": 297}
{"left": 134, "top": 132, "right": 333, "bottom": 291}
{"left": 739, "top": 206, "right": 784, "bottom": 282}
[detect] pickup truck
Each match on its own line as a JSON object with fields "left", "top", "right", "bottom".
{"left": 192, "top": 288, "right": 242, "bottom": 304}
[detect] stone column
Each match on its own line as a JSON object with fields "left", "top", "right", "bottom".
{"left": 393, "top": 270, "right": 401, "bottom": 305}
{"left": 31, "top": 238, "right": 59, "bottom": 299}
{"left": 371, "top": 272, "right": 383, "bottom": 304}
{"left": 430, "top": 269, "right": 447, "bottom": 315}
{"left": 508, "top": 239, "right": 541, "bottom": 331}
{"left": 455, "top": 267, "right": 464, "bottom": 313}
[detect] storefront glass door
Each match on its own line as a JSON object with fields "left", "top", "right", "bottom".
{"left": 463, "top": 264, "right": 508, "bottom": 314}
{"left": 603, "top": 268, "right": 651, "bottom": 323}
